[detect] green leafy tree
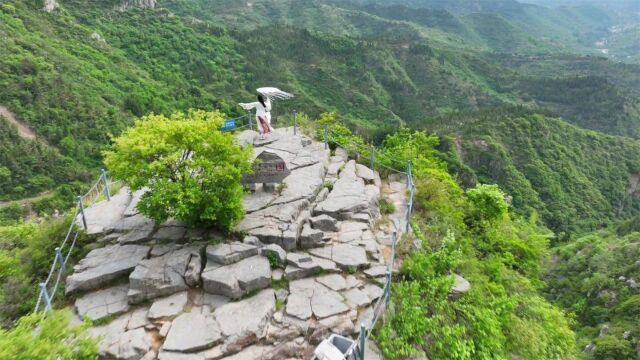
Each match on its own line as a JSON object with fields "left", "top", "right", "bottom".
{"left": 466, "top": 184, "right": 509, "bottom": 223}
{"left": 104, "top": 110, "right": 252, "bottom": 230}
{"left": 0, "top": 310, "right": 98, "bottom": 359}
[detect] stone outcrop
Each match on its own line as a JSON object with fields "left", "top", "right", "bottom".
{"left": 66, "top": 244, "right": 149, "bottom": 294}
{"left": 314, "top": 161, "right": 372, "bottom": 220}
{"left": 43, "top": 0, "right": 58, "bottom": 12}
{"left": 74, "top": 284, "right": 129, "bottom": 321}
{"left": 128, "top": 245, "right": 202, "bottom": 304}
{"left": 68, "top": 129, "right": 395, "bottom": 359}
{"left": 163, "top": 313, "right": 222, "bottom": 352}
{"left": 202, "top": 255, "right": 271, "bottom": 299}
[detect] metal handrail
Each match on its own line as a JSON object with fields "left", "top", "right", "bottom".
{"left": 33, "top": 170, "right": 114, "bottom": 314}
{"left": 322, "top": 128, "right": 416, "bottom": 359}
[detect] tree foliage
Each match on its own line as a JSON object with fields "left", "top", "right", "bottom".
{"left": 103, "top": 110, "right": 252, "bottom": 230}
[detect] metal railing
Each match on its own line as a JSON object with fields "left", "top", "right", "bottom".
{"left": 34, "top": 170, "right": 115, "bottom": 314}
{"left": 321, "top": 124, "right": 417, "bottom": 359}
{"left": 220, "top": 112, "right": 253, "bottom": 132}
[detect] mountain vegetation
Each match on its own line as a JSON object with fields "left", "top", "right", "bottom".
{"left": 1, "top": 0, "right": 639, "bottom": 359}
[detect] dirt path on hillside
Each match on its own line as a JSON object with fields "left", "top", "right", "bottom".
{"left": 0, "top": 105, "right": 36, "bottom": 140}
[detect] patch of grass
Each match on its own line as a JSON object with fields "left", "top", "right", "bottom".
{"left": 323, "top": 181, "right": 334, "bottom": 191}
{"left": 276, "top": 298, "right": 285, "bottom": 311}
{"left": 266, "top": 253, "right": 280, "bottom": 269}
{"left": 271, "top": 278, "right": 289, "bottom": 290}
{"left": 379, "top": 197, "right": 395, "bottom": 215}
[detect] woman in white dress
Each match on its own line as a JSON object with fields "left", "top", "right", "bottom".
{"left": 239, "top": 94, "right": 273, "bottom": 136}
{"left": 239, "top": 88, "right": 293, "bottom": 137}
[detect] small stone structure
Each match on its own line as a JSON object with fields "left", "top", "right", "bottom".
{"left": 67, "top": 127, "right": 405, "bottom": 359}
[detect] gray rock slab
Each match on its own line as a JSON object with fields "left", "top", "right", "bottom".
{"left": 274, "top": 163, "right": 326, "bottom": 206}
{"left": 364, "top": 265, "right": 388, "bottom": 278}
{"left": 311, "top": 285, "right": 350, "bottom": 319}
{"left": 285, "top": 252, "right": 338, "bottom": 279}
{"left": 123, "top": 188, "right": 147, "bottom": 217}
{"left": 110, "top": 213, "right": 156, "bottom": 234}
{"left": 163, "top": 312, "right": 222, "bottom": 352}
{"left": 261, "top": 244, "right": 287, "bottom": 266}
{"left": 147, "top": 291, "right": 188, "bottom": 320}
{"left": 66, "top": 244, "right": 150, "bottom": 294}
{"left": 235, "top": 129, "right": 257, "bottom": 147}
{"left": 101, "top": 327, "right": 153, "bottom": 360}
{"left": 300, "top": 223, "right": 324, "bottom": 249}
{"left": 153, "top": 226, "right": 186, "bottom": 242}
{"left": 214, "top": 289, "right": 275, "bottom": 338}
{"left": 126, "top": 307, "right": 150, "bottom": 330}
{"left": 202, "top": 255, "right": 271, "bottom": 299}
{"left": 363, "top": 283, "right": 384, "bottom": 301}
{"left": 355, "top": 164, "right": 375, "bottom": 182}
{"left": 206, "top": 242, "right": 259, "bottom": 265}
{"left": 451, "top": 274, "right": 471, "bottom": 297}
{"left": 75, "top": 284, "right": 130, "bottom": 321}
{"left": 118, "top": 228, "right": 155, "bottom": 245}
{"left": 343, "top": 288, "right": 372, "bottom": 308}
{"left": 310, "top": 244, "right": 369, "bottom": 271}
{"left": 285, "top": 291, "right": 312, "bottom": 320}
{"left": 310, "top": 214, "right": 338, "bottom": 232}
{"left": 128, "top": 246, "right": 202, "bottom": 304}
{"left": 76, "top": 189, "right": 131, "bottom": 235}
{"left": 316, "top": 274, "right": 348, "bottom": 291}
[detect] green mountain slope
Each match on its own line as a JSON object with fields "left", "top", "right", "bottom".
{"left": 544, "top": 218, "right": 640, "bottom": 357}
{"left": 1, "top": 0, "right": 639, "bottom": 237}
{"left": 428, "top": 107, "right": 640, "bottom": 234}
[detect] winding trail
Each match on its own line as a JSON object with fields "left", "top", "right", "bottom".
{"left": 0, "top": 105, "right": 36, "bottom": 140}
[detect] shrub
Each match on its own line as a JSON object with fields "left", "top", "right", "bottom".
{"left": 0, "top": 310, "right": 98, "bottom": 359}
{"left": 103, "top": 110, "right": 252, "bottom": 231}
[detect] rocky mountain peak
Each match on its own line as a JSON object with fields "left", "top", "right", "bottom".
{"left": 118, "top": 0, "right": 157, "bottom": 11}
{"left": 43, "top": 0, "right": 58, "bottom": 12}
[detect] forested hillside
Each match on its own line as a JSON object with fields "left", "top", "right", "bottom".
{"left": 1, "top": 0, "right": 640, "bottom": 359}
{"left": 426, "top": 107, "right": 640, "bottom": 235}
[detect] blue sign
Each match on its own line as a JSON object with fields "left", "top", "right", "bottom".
{"left": 221, "top": 119, "right": 236, "bottom": 131}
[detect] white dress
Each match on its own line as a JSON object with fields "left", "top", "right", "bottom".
{"left": 239, "top": 98, "right": 273, "bottom": 134}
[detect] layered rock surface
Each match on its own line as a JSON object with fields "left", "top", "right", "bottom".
{"left": 66, "top": 128, "right": 400, "bottom": 359}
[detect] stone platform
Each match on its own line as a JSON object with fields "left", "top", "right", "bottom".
{"left": 67, "top": 128, "right": 405, "bottom": 359}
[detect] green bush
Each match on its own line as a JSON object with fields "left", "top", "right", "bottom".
{"left": 103, "top": 110, "right": 252, "bottom": 231}
{"left": 0, "top": 310, "right": 98, "bottom": 359}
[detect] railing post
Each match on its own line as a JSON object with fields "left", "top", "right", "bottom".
{"left": 324, "top": 125, "right": 328, "bottom": 150}
{"left": 359, "top": 323, "right": 367, "bottom": 359}
{"left": 406, "top": 160, "right": 412, "bottom": 187}
{"left": 385, "top": 269, "right": 392, "bottom": 307}
{"left": 248, "top": 110, "right": 253, "bottom": 130}
{"left": 293, "top": 110, "right": 297, "bottom": 136}
{"left": 390, "top": 231, "right": 397, "bottom": 271}
{"left": 77, "top": 196, "right": 87, "bottom": 230}
{"left": 370, "top": 144, "right": 375, "bottom": 171}
{"left": 55, "top": 247, "right": 66, "bottom": 276}
{"left": 405, "top": 202, "right": 411, "bottom": 233}
{"left": 101, "top": 169, "right": 111, "bottom": 201}
{"left": 39, "top": 282, "right": 52, "bottom": 313}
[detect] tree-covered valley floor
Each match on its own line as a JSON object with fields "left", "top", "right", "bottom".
{"left": 0, "top": 0, "right": 639, "bottom": 359}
